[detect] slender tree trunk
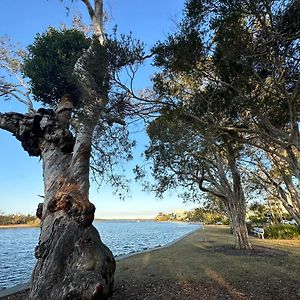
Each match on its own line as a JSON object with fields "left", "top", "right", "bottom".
{"left": 227, "top": 198, "right": 252, "bottom": 250}
{"left": 226, "top": 142, "right": 252, "bottom": 250}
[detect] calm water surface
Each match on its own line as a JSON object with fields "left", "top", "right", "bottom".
{"left": 0, "top": 221, "right": 200, "bottom": 289}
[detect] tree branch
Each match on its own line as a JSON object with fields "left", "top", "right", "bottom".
{"left": 81, "top": 0, "right": 94, "bottom": 19}
{"left": 0, "top": 112, "right": 24, "bottom": 135}
{"left": 198, "top": 168, "right": 227, "bottom": 200}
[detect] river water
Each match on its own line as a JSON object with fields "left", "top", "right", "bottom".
{"left": 0, "top": 220, "right": 200, "bottom": 289}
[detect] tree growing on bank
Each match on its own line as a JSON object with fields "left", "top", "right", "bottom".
{"left": 138, "top": 0, "right": 300, "bottom": 247}
{"left": 143, "top": 110, "right": 252, "bottom": 249}
{"left": 139, "top": 0, "right": 300, "bottom": 251}
{"left": 138, "top": 1, "right": 253, "bottom": 249}
{"left": 203, "top": 0, "right": 300, "bottom": 224}
{"left": 206, "top": 0, "right": 300, "bottom": 222}
{"left": 0, "top": 1, "right": 145, "bottom": 299}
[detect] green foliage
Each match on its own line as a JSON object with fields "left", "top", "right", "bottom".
{"left": 153, "top": 29, "right": 204, "bottom": 73}
{"left": 276, "top": 0, "right": 300, "bottom": 36}
{"left": 187, "top": 207, "right": 228, "bottom": 224}
{"left": 145, "top": 110, "right": 193, "bottom": 194}
{"left": 249, "top": 215, "right": 267, "bottom": 225}
{"left": 248, "top": 202, "right": 268, "bottom": 225}
{"left": 22, "top": 24, "right": 146, "bottom": 107}
{"left": 106, "top": 28, "right": 145, "bottom": 72}
{"left": 23, "top": 28, "right": 91, "bottom": 107}
{"left": 264, "top": 224, "right": 300, "bottom": 239}
{"left": 154, "top": 207, "right": 228, "bottom": 224}
{"left": 155, "top": 212, "right": 174, "bottom": 221}
{"left": 153, "top": 0, "right": 299, "bottom": 128}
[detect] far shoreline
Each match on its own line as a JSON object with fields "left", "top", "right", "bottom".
{"left": 0, "top": 219, "right": 153, "bottom": 228}
{"left": 0, "top": 219, "right": 201, "bottom": 229}
{"left": 0, "top": 224, "right": 39, "bottom": 229}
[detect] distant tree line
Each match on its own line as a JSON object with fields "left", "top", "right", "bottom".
{"left": 0, "top": 212, "right": 40, "bottom": 226}
{"left": 155, "top": 205, "right": 228, "bottom": 225}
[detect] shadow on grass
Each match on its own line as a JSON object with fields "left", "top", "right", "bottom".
{"left": 209, "top": 245, "right": 288, "bottom": 257}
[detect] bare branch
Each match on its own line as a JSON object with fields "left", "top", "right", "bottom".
{"left": 81, "top": 0, "right": 94, "bottom": 19}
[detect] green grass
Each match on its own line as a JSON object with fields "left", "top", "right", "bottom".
{"left": 114, "top": 225, "right": 300, "bottom": 299}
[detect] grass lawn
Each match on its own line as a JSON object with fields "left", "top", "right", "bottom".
{"left": 1, "top": 225, "right": 300, "bottom": 299}
{"left": 113, "top": 225, "right": 300, "bottom": 299}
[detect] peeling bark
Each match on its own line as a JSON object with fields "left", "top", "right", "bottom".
{"left": 227, "top": 199, "right": 252, "bottom": 250}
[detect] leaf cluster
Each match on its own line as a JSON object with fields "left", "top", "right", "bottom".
{"left": 23, "top": 28, "right": 91, "bottom": 107}
{"left": 152, "top": 0, "right": 300, "bottom": 128}
{"left": 141, "top": 0, "right": 300, "bottom": 223}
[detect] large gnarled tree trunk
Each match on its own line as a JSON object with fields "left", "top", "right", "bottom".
{"left": 0, "top": 1, "right": 118, "bottom": 298}
{"left": 0, "top": 102, "right": 115, "bottom": 299}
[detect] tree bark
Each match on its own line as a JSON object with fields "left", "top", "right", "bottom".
{"left": 0, "top": 107, "right": 116, "bottom": 300}
{"left": 277, "top": 185, "right": 300, "bottom": 225}
{"left": 227, "top": 199, "right": 252, "bottom": 250}
{"left": 226, "top": 142, "right": 252, "bottom": 250}
{"left": 0, "top": 2, "right": 118, "bottom": 299}
{"left": 195, "top": 140, "right": 252, "bottom": 250}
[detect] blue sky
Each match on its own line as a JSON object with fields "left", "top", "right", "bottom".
{"left": 0, "top": 0, "right": 201, "bottom": 219}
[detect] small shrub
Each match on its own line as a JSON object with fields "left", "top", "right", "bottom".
{"left": 249, "top": 216, "right": 267, "bottom": 226}
{"left": 264, "top": 224, "right": 300, "bottom": 239}
{"left": 223, "top": 219, "right": 230, "bottom": 225}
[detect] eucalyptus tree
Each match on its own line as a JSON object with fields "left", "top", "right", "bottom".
{"left": 143, "top": 109, "right": 252, "bottom": 249}
{"left": 143, "top": 0, "right": 254, "bottom": 249}
{"left": 0, "top": 1, "right": 145, "bottom": 299}
{"left": 205, "top": 0, "right": 300, "bottom": 223}
{"left": 147, "top": 0, "right": 300, "bottom": 227}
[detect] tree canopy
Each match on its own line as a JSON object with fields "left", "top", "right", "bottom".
{"left": 144, "top": 0, "right": 300, "bottom": 225}
{"left": 23, "top": 28, "right": 91, "bottom": 107}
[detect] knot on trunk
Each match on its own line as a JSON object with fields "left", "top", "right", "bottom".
{"left": 55, "top": 94, "right": 74, "bottom": 129}
{"left": 48, "top": 187, "right": 95, "bottom": 227}
{"left": 42, "top": 127, "right": 75, "bottom": 154}
{"left": 16, "top": 112, "right": 47, "bottom": 156}
{"left": 36, "top": 203, "right": 43, "bottom": 219}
